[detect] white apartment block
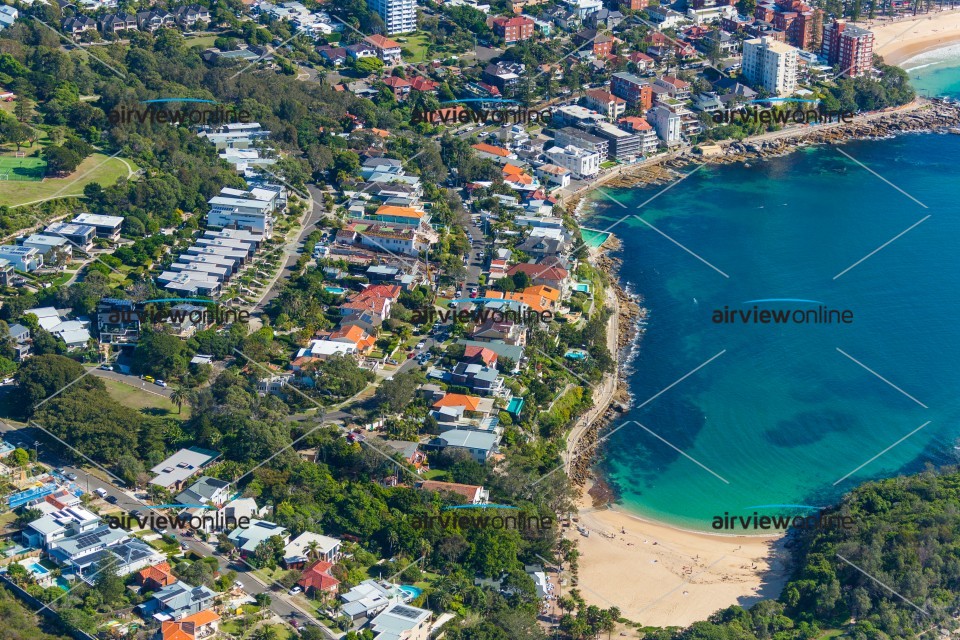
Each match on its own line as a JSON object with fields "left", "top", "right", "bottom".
{"left": 367, "top": 0, "right": 416, "bottom": 34}
{"left": 742, "top": 36, "right": 798, "bottom": 97}
{"left": 545, "top": 145, "right": 600, "bottom": 179}
{"left": 647, "top": 106, "right": 682, "bottom": 146}
{"left": 207, "top": 195, "right": 273, "bottom": 236}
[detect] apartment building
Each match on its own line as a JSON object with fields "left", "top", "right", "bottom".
{"left": 584, "top": 88, "right": 627, "bottom": 120}
{"left": 646, "top": 105, "right": 682, "bottom": 146}
{"left": 742, "top": 36, "right": 798, "bottom": 96}
{"left": 545, "top": 145, "right": 601, "bottom": 179}
{"left": 821, "top": 19, "right": 874, "bottom": 77}
{"left": 366, "top": 0, "right": 416, "bottom": 34}
{"left": 492, "top": 15, "right": 535, "bottom": 43}
{"left": 610, "top": 72, "right": 653, "bottom": 110}
{"left": 554, "top": 127, "right": 609, "bottom": 158}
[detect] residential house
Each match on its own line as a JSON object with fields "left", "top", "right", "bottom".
{"left": 318, "top": 45, "right": 348, "bottom": 66}
{"left": 417, "top": 480, "right": 489, "bottom": 504}
{"left": 298, "top": 560, "right": 340, "bottom": 597}
{"left": 382, "top": 76, "right": 412, "bottom": 100}
{"left": 482, "top": 62, "right": 525, "bottom": 89}
{"left": 365, "top": 34, "right": 403, "bottom": 64}
{"left": 283, "top": 531, "right": 342, "bottom": 568}
{"left": 0, "top": 245, "right": 42, "bottom": 272}
{"left": 463, "top": 345, "right": 499, "bottom": 367}
{"left": 506, "top": 262, "right": 568, "bottom": 291}
{"left": 138, "top": 581, "right": 217, "bottom": 621}
{"left": 588, "top": 7, "right": 623, "bottom": 29}
{"left": 22, "top": 506, "right": 100, "bottom": 549}
{"left": 257, "top": 374, "right": 291, "bottom": 396}
{"left": 172, "top": 4, "right": 211, "bottom": 27}
{"left": 99, "top": 12, "right": 138, "bottom": 32}
{"left": 450, "top": 363, "right": 505, "bottom": 396}
{"left": 430, "top": 429, "right": 499, "bottom": 463}
{"left": 340, "top": 579, "right": 404, "bottom": 621}
{"left": 137, "top": 9, "right": 175, "bottom": 31}
{"left": 535, "top": 164, "right": 571, "bottom": 188}
{"left": 0, "top": 258, "right": 12, "bottom": 286}
{"left": 96, "top": 298, "right": 140, "bottom": 345}
{"left": 8, "top": 323, "right": 30, "bottom": 361}
{"left": 0, "top": 5, "right": 18, "bottom": 29}
{"left": 383, "top": 440, "right": 427, "bottom": 469}
{"left": 226, "top": 520, "right": 290, "bottom": 557}
{"left": 137, "top": 561, "right": 177, "bottom": 591}
{"left": 20, "top": 234, "right": 71, "bottom": 266}
{"left": 369, "top": 603, "right": 432, "bottom": 640}
{"left": 175, "top": 476, "right": 231, "bottom": 509}
{"left": 62, "top": 16, "right": 97, "bottom": 36}
{"left": 654, "top": 76, "right": 692, "bottom": 100}
{"left": 471, "top": 143, "right": 517, "bottom": 164}
{"left": 340, "top": 284, "right": 400, "bottom": 326}
{"left": 44, "top": 222, "right": 96, "bottom": 251}
{"left": 157, "top": 610, "right": 220, "bottom": 640}
{"left": 149, "top": 447, "right": 220, "bottom": 492}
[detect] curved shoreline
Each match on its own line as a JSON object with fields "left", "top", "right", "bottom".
{"left": 864, "top": 8, "right": 960, "bottom": 66}
{"left": 565, "top": 98, "right": 960, "bottom": 627}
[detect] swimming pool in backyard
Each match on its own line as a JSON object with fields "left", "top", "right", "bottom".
{"left": 399, "top": 585, "right": 422, "bottom": 601}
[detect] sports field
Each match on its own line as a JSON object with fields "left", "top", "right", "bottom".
{"left": 0, "top": 153, "right": 136, "bottom": 207}
{"left": 0, "top": 156, "right": 46, "bottom": 181}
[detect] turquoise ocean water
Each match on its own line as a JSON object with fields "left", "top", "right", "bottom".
{"left": 585, "top": 61, "right": 960, "bottom": 532}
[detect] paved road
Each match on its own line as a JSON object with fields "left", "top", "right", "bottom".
{"left": 87, "top": 367, "right": 174, "bottom": 398}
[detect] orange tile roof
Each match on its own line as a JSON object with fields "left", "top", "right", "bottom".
{"left": 486, "top": 290, "right": 551, "bottom": 312}
{"left": 433, "top": 393, "right": 482, "bottom": 412}
{"left": 472, "top": 143, "right": 512, "bottom": 157}
{"left": 371, "top": 128, "right": 390, "bottom": 137}
{"left": 138, "top": 562, "right": 175, "bottom": 586}
{"left": 464, "top": 346, "right": 498, "bottom": 365}
{"left": 181, "top": 610, "right": 220, "bottom": 627}
{"left": 418, "top": 480, "right": 484, "bottom": 500}
{"left": 507, "top": 263, "right": 568, "bottom": 281}
{"left": 330, "top": 324, "right": 376, "bottom": 351}
{"left": 502, "top": 164, "right": 533, "bottom": 185}
{"left": 523, "top": 284, "right": 561, "bottom": 302}
{"left": 365, "top": 34, "right": 401, "bottom": 49}
{"left": 375, "top": 205, "right": 425, "bottom": 219}
{"left": 299, "top": 560, "right": 340, "bottom": 593}
{"left": 161, "top": 621, "right": 194, "bottom": 640}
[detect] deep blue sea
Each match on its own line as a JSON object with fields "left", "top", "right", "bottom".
{"left": 585, "top": 63, "right": 960, "bottom": 532}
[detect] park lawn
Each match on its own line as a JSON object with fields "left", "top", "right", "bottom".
{"left": 100, "top": 377, "right": 191, "bottom": 420}
{"left": 397, "top": 32, "right": 432, "bottom": 63}
{"left": 0, "top": 153, "right": 136, "bottom": 207}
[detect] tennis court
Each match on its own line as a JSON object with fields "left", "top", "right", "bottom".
{"left": 0, "top": 155, "right": 46, "bottom": 181}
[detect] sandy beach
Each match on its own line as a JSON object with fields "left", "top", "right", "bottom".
{"left": 861, "top": 9, "right": 960, "bottom": 65}
{"left": 566, "top": 485, "right": 791, "bottom": 628}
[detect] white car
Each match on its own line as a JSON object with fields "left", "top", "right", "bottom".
{"left": 154, "top": 380, "right": 168, "bottom": 387}
{"left": 234, "top": 581, "right": 244, "bottom": 590}
{"left": 288, "top": 586, "right": 302, "bottom": 595}
{"left": 416, "top": 342, "right": 426, "bottom": 350}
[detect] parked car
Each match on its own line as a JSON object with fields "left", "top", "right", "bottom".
{"left": 65, "top": 472, "right": 78, "bottom": 481}
{"left": 99, "top": 364, "right": 113, "bottom": 371}
{"left": 234, "top": 581, "right": 244, "bottom": 590}
{"left": 416, "top": 341, "right": 426, "bottom": 350}
{"left": 288, "top": 586, "right": 302, "bottom": 595}
{"left": 94, "top": 488, "right": 108, "bottom": 498}
{"left": 154, "top": 379, "right": 167, "bottom": 387}
{"left": 105, "top": 495, "right": 118, "bottom": 504}
{"left": 142, "top": 375, "right": 155, "bottom": 383}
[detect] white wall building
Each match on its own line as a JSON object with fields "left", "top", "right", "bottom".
{"left": 366, "top": 0, "right": 416, "bottom": 34}
{"left": 647, "top": 105, "right": 683, "bottom": 146}
{"left": 544, "top": 145, "right": 600, "bottom": 180}
{"left": 742, "top": 36, "right": 798, "bottom": 97}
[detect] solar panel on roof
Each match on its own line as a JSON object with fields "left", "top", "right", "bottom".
{"left": 390, "top": 605, "right": 423, "bottom": 620}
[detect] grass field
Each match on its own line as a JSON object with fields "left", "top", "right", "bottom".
{"left": 397, "top": 33, "right": 432, "bottom": 63}
{"left": 0, "top": 153, "right": 136, "bottom": 207}
{"left": 101, "top": 377, "right": 190, "bottom": 420}
{"left": 0, "top": 156, "right": 46, "bottom": 181}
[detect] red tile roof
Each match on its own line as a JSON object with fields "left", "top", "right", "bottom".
{"left": 506, "top": 262, "right": 569, "bottom": 281}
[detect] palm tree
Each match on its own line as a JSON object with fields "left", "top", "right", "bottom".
{"left": 306, "top": 539, "right": 321, "bottom": 561}
{"left": 171, "top": 386, "right": 191, "bottom": 414}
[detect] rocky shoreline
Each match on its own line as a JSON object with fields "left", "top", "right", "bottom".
{"left": 567, "top": 245, "right": 644, "bottom": 491}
